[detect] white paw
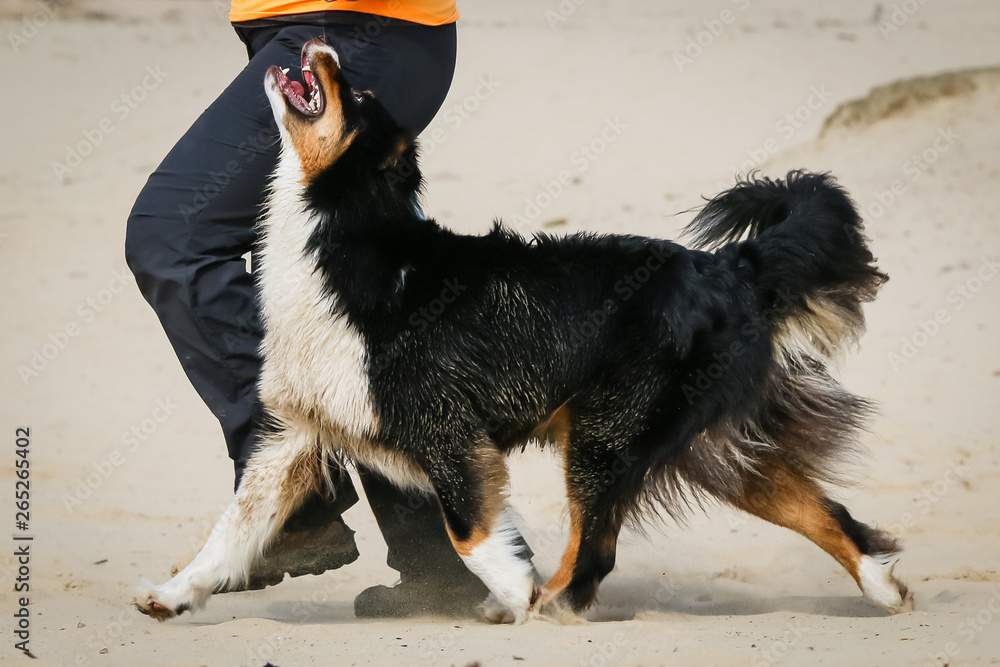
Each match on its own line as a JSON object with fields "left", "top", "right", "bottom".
{"left": 479, "top": 592, "right": 529, "bottom": 624}
{"left": 859, "top": 555, "right": 913, "bottom": 614}
{"left": 133, "top": 578, "right": 202, "bottom": 622}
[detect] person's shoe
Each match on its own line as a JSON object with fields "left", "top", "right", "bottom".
{"left": 353, "top": 571, "right": 491, "bottom": 619}
{"left": 215, "top": 495, "right": 360, "bottom": 593}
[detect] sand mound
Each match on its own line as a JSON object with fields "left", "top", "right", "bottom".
{"left": 819, "top": 66, "right": 1000, "bottom": 136}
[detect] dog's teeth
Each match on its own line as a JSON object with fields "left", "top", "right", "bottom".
{"left": 281, "top": 67, "right": 289, "bottom": 75}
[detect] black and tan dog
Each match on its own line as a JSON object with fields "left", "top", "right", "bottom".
{"left": 134, "top": 39, "right": 912, "bottom": 623}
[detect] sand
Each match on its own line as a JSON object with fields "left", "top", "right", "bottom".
{"left": 2, "top": 0, "right": 999, "bottom": 665}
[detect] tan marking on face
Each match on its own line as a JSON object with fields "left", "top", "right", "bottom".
{"left": 282, "top": 50, "right": 358, "bottom": 185}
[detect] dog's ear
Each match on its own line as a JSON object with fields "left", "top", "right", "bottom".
{"left": 379, "top": 136, "right": 413, "bottom": 171}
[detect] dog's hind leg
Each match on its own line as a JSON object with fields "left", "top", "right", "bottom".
{"left": 534, "top": 499, "right": 585, "bottom": 612}
{"left": 729, "top": 459, "right": 913, "bottom": 614}
{"left": 537, "top": 439, "right": 636, "bottom": 614}
{"left": 547, "top": 459, "right": 635, "bottom": 616}
{"left": 433, "top": 443, "right": 537, "bottom": 624}
{"left": 530, "top": 405, "right": 643, "bottom": 616}
{"left": 544, "top": 496, "right": 623, "bottom": 615}
{"left": 134, "top": 418, "right": 327, "bottom": 621}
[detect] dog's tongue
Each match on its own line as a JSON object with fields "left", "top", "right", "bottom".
{"left": 288, "top": 80, "right": 305, "bottom": 97}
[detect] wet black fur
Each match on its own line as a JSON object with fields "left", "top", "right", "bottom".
{"left": 287, "top": 67, "right": 892, "bottom": 612}
{"left": 823, "top": 499, "right": 901, "bottom": 556}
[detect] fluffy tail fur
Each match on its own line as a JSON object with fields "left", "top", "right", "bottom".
{"left": 647, "top": 172, "right": 890, "bottom": 517}
{"left": 686, "top": 170, "right": 887, "bottom": 359}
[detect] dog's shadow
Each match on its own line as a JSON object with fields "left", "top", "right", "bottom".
{"left": 187, "top": 575, "right": 887, "bottom": 626}
{"left": 260, "top": 600, "right": 359, "bottom": 624}
{"left": 587, "top": 576, "right": 888, "bottom": 622}
{"left": 187, "top": 597, "right": 359, "bottom": 626}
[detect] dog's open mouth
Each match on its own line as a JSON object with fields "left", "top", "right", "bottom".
{"left": 268, "top": 43, "right": 325, "bottom": 118}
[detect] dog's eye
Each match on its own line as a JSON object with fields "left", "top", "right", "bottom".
{"left": 353, "top": 91, "right": 364, "bottom": 103}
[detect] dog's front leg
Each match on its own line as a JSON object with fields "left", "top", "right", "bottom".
{"left": 454, "top": 503, "right": 537, "bottom": 625}
{"left": 433, "top": 446, "right": 537, "bottom": 624}
{"left": 134, "top": 419, "right": 326, "bottom": 621}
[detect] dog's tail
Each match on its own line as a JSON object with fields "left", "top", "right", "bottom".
{"left": 642, "top": 170, "right": 887, "bottom": 518}
{"left": 685, "top": 170, "right": 887, "bottom": 360}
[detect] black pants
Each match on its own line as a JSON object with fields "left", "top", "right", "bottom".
{"left": 125, "top": 16, "right": 465, "bottom": 578}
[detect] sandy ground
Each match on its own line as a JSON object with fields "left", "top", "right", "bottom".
{"left": 2, "top": 0, "right": 1000, "bottom": 665}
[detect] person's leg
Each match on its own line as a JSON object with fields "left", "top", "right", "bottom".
{"left": 127, "top": 16, "right": 457, "bottom": 484}
{"left": 353, "top": 469, "right": 490, "bottom": 617}
{"left": 127, "top": 17, "right": 517, "bottom": 614}
{"left": 126, "top": 22, "right": 364, "bottom": 589}
{"left": 126, "top": 23, "right": 306, "bottom": 485}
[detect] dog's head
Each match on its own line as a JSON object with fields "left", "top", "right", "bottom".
{"left": 264, "top": 38, "right": 418, "bottom": 195}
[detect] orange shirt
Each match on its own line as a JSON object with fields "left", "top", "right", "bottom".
{"left": 230, "top": 1, "right": 458, "bottom": 26}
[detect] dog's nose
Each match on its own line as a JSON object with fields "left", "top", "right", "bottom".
{"left": 303, "top": 36, "right": 326, "bottom": 51}
{"left": 301, "top": 37, "right": 341, "bottom": 74}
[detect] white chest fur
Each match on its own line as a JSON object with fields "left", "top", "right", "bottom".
{"left": 255, "top": 152, "right": 378, "bottom": 441}
{"left": 254, "top": 150, "right": 433, "bottom": 493}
